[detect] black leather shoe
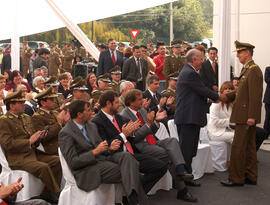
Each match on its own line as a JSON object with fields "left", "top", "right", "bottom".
{"left": 220, "top": 180, "right": 244, "bottom": 187}
{"left": 245, "top": 178, "right": 257, "bottom": 185}
{"left": 178, "top": 172, "right": 194, "bottom": 181}
{"left": 177, "top": 191, "right": 198, "bottom": 203}
{"left": 185, "top": 180, "right": 201, "bottom": 187}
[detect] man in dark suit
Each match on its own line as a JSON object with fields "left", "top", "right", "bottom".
{"left": 97, "top": 39, "right": 123, "bottom": 76}
{"left": 121, "top": 89, "right": 198, "bottom": 202}
{"left": 175, "top": 49, "right": 224, "bottom": 184}
{"left": 263, "top": 66, "right": 270, "bottom": 136}
{"left": 199, "top": 47, "right": 219, "bottom": 113}
{"left": 122, "top": 46, "right": 148, "bottom": 91}
{"left": 1, "top": 47, "right": 23, "bottom": 75}
{"left": 59, "top": 100, "right": 148, "bottom": 205}
{"left": 92, "top": 91, "right": 168, "bottom": 195}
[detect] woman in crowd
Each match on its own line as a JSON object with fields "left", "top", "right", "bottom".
{"left": 32, "top": 76, "right": 45, "bottom": 95}
{"left": 5, "top": 70, "right": 31, "bottom": 92}
{"left": 86, "top": 72, "right": 97, "bottom": 96}
{"left": 123, "top": 47, "right": 133, "bottom": 62}
{"left": 58, "top": 73, "right": 71, "bottom": 98}
{"left": 207, "top": 81, "right": 234, "bottom": 143}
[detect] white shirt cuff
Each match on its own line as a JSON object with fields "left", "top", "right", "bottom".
{"left": 119, "top": 133, "right": 127, "bottom": 143}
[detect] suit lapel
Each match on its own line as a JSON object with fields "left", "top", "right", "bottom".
{"left": 124, "top": 108, "right": 138, "bottom": 122}
{"left": 69, "top": 121, "right": 93, "bottom": 145}
{"left": 99, "top": 111, "right": 120, "bottom": 134}
{"left": 107, "top": 50, "right": 114, "bottom": 64}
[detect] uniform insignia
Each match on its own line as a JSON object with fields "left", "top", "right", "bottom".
{"left": 40, "top": 111, "right": 45, "bottom": 115}
{"left": 0, "top": 115, "right": 7, "bottom": 119}
{"left": 8, "top": 115, "right": 13, "bottom": 119}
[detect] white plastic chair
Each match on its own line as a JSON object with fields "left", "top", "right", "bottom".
{"left": 167, "top": 119, "right": 214, "bottom": 179}
{"left": 0, "top": 146, "right": 44, "bottom": 202}
{"left": 147, "top": 122, "right": 172, "bottom": 195}
{"left": 58, "top": 148, "right": 117, "bottom": 205}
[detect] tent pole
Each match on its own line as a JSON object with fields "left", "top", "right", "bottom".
{"left": 11, "top": 0, "right": 20, "bottom": 72}
{"left": 45, "top": 0, "right": 100, "bottom": 61}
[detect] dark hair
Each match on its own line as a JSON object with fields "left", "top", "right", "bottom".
{"left": 124, "top": 89, "right": 142, "bottom": 106}
{"left": 140, "top": 45, "right": 147, "bottom": 49}
{"left": 4, "top": 70, "right": 12, "bottom": 82}
{"left": 99, "top": 90, "right": 118, "bottom": 108}
{"left": 86, "top": 72, "right": 96, "bottom": 88}
{"left": 6, "top": 101, "right": 13, "bottom": 111}
{"left": 208, "top": 47, "right": 218, "bottom": 53}
{"left": 69, "top": 100, "right": 90, "bottom": 119}
{"left": 156, "top": 41, "right": 165, "bottom": 49}
{"left": 38, "top": 48, "right": 50, "bottom": 56}
{"left": 123, "top": 47, "right": 133, "bottom": 58}
{"left": 108, "top": 38, "right": 115, "bottom": 44}
{"left": 58, "top": 73, "right": 68, "bottom": 81}
{"left": 132, "top": 45, "right": 140, "bottom": 51}
{"left": 38, "top": 98, "right": 49, "bottom": 107}
{"left": 11, "top": 70, "right": 22, "bottom": 82}
{"left": 195, "top": 45, "right": 206, "bottom": 54}
{"left": 147, "top": 75, "right": 160, "bottom": 85}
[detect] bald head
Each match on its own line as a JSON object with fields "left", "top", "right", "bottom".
{"left": 186, "top": 49, "right": 204, "bottom": 71}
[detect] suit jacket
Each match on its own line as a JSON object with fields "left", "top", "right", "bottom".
{"left": 120, "top": 107, "right": 159, "bottom": 144}
{"left": 199, "top": 59, "right": 219, "bottom": 90}
{"left": 142, "top": 89, "right": 162, "bottom": 113}
{"left": 97, "top": 49, "right": 123, "bottom": 76}
{"left": 33, "top": 56, "right": 48, "bottom": 70}
{"left": 227, "top": 60, "right": 263, "bottom": 124}
{"left": 1, "top": 54, "right": 23, "bottom": 74}
{"left": 207, "top": 103, "right": 232, "bottom": 138}
{"left": 263, "top": 66, "right": 270, "bottom": 104}
{"left": 122, "top": 57, "right": 148, "bottom": 90}
{"left": 92, "top": 110, "right": 139, "bottom": 153}
{"left": 174, "top": 63, "right": 219, "bottom": 127}
{"left": 59, "top": 120, "right": 110, "bottom": 192}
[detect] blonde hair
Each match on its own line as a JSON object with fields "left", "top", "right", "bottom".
{"left": 220, "top": 81, "right": 234, "bottom": 109}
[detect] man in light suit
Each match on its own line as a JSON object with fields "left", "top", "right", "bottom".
{"left": 122, "top": 46, "right": 148, "bottom": 91}
{"left": 97, "top": 39, "right": 124, "bottom": 76}
{"left": 120, "top": 89, "right": 198, "bottom": 203}
{"left": 92, "top": 91, "right": 168, "bottom": 195}
{"left": 58, "top": 100, "right": 148, "bottom": 205}
{"left": 175, "top": 49, "right": 224, "bottom": 186}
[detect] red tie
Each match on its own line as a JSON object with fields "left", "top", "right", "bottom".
{"left": 136, "top": 112, "right": 157, "bottom": 145}
{"left": 137, "top": 58, "right": 142, "bottom": 79}
{"left": 1, "top": 200, "right": 8, "bottom": 205}
{"left": 212, "top": 62, "right": 216, "bottom": 73}
{"left": 153, "top": 94, "right": 159, "bottom": 104}
{"left": 111, "top": 52, "right": 116, "bottom": 65}
{"left": 112, "top": 117, "right": 134, "bottom": 155}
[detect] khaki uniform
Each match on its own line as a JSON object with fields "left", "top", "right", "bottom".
{"left": 55, "top": 93, "right": 65, "bottom": 111}
{"left": 55, "top": 47, "right": 62, "bottom": 56}
{"left": 62, "top": 50, "right": 75, "bottom": 73}
{"left": 0, "top": 112, "right": 62, "bottom": 196}
{"left": 79, "top": 46, "right": 87, "bottom": 60}
{"left": 109, "top": 80, "right": 122, "bottom": 94}
{"left": 161, "top": 88, "right": 176, "bottom": 112}
{"left": 48, "top": 51, "right": 61, "bottom": 77}
{"left": 22, "top": 48, "right": 33, "bottom": 77}
{"left": 227, "top": 60, "right": 263, "bottom": 183}
{"left": 163, "top": 55, "right": 186, "bottom": 79}
{"left": 32, "top": 109, "right": 61, "bottom": 155}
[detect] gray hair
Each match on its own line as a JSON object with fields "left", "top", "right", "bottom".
{"left": 34, "top": 68, "right": 42, "bottom": 76}
{"left": 33, "top": 76, "right": 44, "bottom": 88}
{"left": 120, "top": 81, "right": 132, "bottom": 93}
{"left": 40, "top": 66, "right": 48, "bottom": 71}
{"left": 186, "top": 49, "right": 201, "bottom": 63}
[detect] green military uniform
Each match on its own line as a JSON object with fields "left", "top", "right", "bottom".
{"left": 48, "top": 45, "right": 62, "bottom": 77}
{"left": 22, "top": 46, "right": 33, "bottom": 77}
{"left": 70, "top": 77, "right": 90, "bottom": 101}
{"left": 62, "top": 49, "right": 75, "bottom": 73}
{"left": 0, "top": 90, "right": 62, "bottom": 196}
{"left": 226, "top": 41, "right": 263, "bottom": 184}
{"left": 79, "top": 46, "right": 87, "bottom": 60}
{"left": 161, "top": 72, "right": 178, "bottom": 114}
{"left": 33, "top": 87, "right": 61, "bottom": 155}
{"left": 109, "top": 65, "right": 122, "bottom": 94}
{"left": 163, "top": 40, "right": 186, "bottom": 79}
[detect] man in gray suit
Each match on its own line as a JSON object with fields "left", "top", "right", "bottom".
{"left": 58, "top": 100, "right": 148, "bottom": 205}
{"left": 122, "top": 46, "right": 148, "bottom": 91}
{"left": 120, "top": 89, "right": 198, "bottom": 203}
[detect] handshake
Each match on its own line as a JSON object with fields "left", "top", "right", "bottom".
{"left": 209, "top": 93, "right": 228, "bottom": 103}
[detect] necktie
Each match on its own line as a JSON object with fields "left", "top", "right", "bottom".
{"left": 111, "top": 52, "right": 116, "bottom": 65}
{"left": 137, "top": 58, "right": 142, "bottom": 79}
{"left": 136, "top": 112, "right": 157, "bottom": 145}
{"left": 153, "top": 94, "right": 159, "bottom": 105}
{"left": 1, "top": 200, "right": 8, "bottom": 205}
{"left": 212, "top": 62, "right": 216, "bottom": 73}
{"left": 81, "top": 127, "right": 90, "bottom": 142}
{"left": 112, "top": 117, "right": 134, "bottom": 155}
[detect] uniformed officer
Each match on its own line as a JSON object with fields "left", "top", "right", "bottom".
{"left": 70, "top": 78, "right": 89, "bottom": 101}
{"left": 33, "top": 87, "right": 66, "bottom": 155}
{"left": 118, "top": 42, "right": 125, "bottom": 53}
{"left": 163, "top": 40, "right": 186, "bottom": 79}
{"left": 62, "top": 44, "right": 75, "bottom": 73}
{"left": 221, "top": 41, "right": 263, "bottom": 186}
{"left": 0, "top": 90, "right": 62, "bottom": 203}
{"left": 22, "top": 42, "right": 33, "bottom": 78}
{"left": 52, "top": 41, "right": 62, "bottom": 56}
{"left": 161, "top": 72, "right": 178, "bottom": 116}
{"left": 48, "top": 44, "right": 62, "bottom": 77}
{"left": 109, "top": 65, "right": 123, "bottom": 94}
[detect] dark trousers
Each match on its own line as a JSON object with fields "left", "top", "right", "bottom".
{"left": 264, "top": 103, "right": 270, "bottom": 136}
{"left": 134, "top": 153, "right": 167, "bottom": 193}
{"left": 176, "top": 124, "right": 201, "bottom": 174}
{"left": 229, "top": 125, "right": 257, "bottom": 183}
{"left": 255, "top": 126, "right": 267, "bottom": 151}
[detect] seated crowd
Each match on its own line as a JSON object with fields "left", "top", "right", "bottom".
{"left": 0, "top": 38, "right": 267, "bottom": 205}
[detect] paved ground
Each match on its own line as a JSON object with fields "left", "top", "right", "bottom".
{"left": 148, "top": 149, "right": 270, "bottom": 205}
